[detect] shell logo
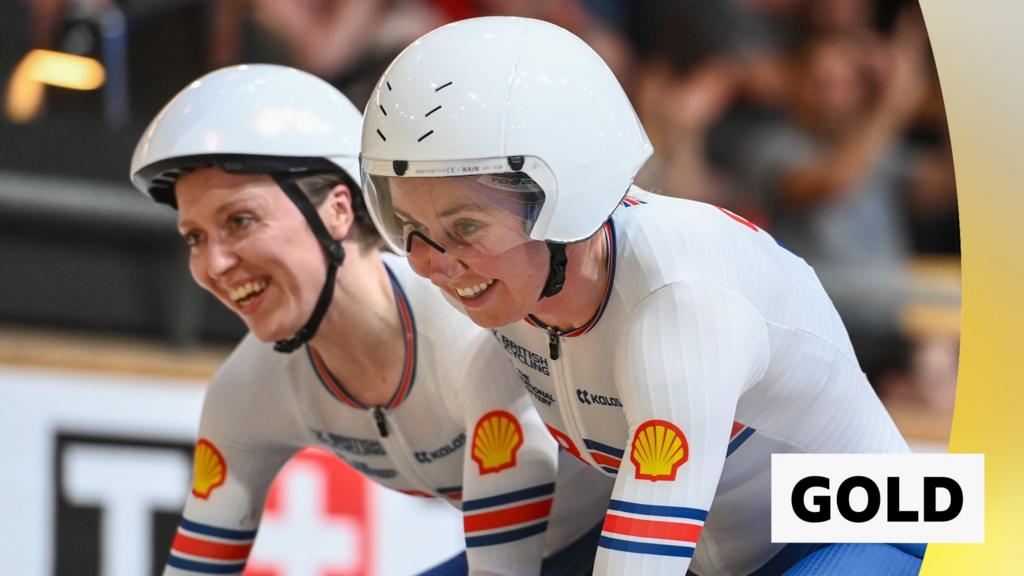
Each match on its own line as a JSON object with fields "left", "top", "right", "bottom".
{"left": 472, "top": 410, "right": 524, "bottom": 475}
{"left": 192, "top": 438, "right": 227, "bottom": 499}
{"left": 630, "top": 420, "right": 688, "bottom": 481}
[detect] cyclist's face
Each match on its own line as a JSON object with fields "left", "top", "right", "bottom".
{"left": 176, "top": 167, "right": 328, "bottom": 341}
{"left": 390, "top": 177, "right": 549, "bottom": 327}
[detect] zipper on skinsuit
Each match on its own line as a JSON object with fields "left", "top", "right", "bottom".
{"left": 373, "top": 406, "right": 389, "bottom": 437}
{"left": 371, "top": 406, "right": 443, "bottom": 498}
{"left": 547, "top": 327, "right": 561, "bottom": 360}
{"left": 545, "top": 330, "right": 605, "bottom": 473}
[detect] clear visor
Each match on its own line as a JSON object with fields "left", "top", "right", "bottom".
{"left": 361, "top": 157, "right": 552, "bottom": 258}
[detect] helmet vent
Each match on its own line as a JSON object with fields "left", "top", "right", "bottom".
{"left": 418, "top": 130, "right": 434, "bottom": 142}
{"left": 425, "top": 105, "right": 442, "bottom": 117}
{"left": 386, "top": 81, "right": 392, "bottom": 91}
{"left": 434, "top": 81, "right": 452, "bottom": 92}
{"left": 379, "top": 104, "right": 387, "bottom": 116}
{"left": 376, "top": 128, "right": 387, "bottom": 141}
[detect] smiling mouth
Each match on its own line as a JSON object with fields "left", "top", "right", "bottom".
{"left": 229, "top": 280, "right": 268, "bottom": 306}
{"left": 455, "top": 279, "right": 494, "bottom": 299}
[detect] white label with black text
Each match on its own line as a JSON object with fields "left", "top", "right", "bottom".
{"left": 771, "top": 453, "right": 983, "bottom": 543}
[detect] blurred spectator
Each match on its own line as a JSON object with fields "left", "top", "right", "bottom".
{"left": 631, "top": 0, "right": 759, "bottom": 206}
{"left": 240, "top": 0, "right": 444, "bottom": 107}
{"left": 731, "top": 8, "right": 933, "bottom": 339}
{"left": 749, "top": 10, "right": 928, "bottom": 263}
{"left": 633, "top": 50, "right": 742, "bottom": 204}
{"left": 732, "top": 0, "right": 804, "bottom": 108}
{"left": 708, "top": 3, "right": 964, "bottom": 406}
{"left": 249, "top": 0, "right": 390, "bottom": 79}
{"left": 700, "top": 1, "right": 800, "bottom": 224}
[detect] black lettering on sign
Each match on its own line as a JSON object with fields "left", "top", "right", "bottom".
{"left": 55, "top": 431, "right": 194, "bottom": 576}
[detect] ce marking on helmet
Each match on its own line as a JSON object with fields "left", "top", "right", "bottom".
{"left": 444, "top": 166, "right": 481, "bottom": 174}
{"left": 438, "top": 163, "right": 507, "bottom": 175}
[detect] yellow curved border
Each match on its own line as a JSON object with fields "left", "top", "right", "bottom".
{"left": 919, "top": 2, "right": 1024, "bottom": 573}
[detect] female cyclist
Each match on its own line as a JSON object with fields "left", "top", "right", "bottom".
{"left": 359, "top": 17, "right": 922, "bottom": 576}
{"left": 131, "top": 64, "right": 611, "bottom": 576}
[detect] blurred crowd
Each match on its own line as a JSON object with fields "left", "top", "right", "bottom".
{"left": 15, "top": 0, "right": 958, "bottom": 441}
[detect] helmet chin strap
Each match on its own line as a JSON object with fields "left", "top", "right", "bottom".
{"left": 271, "top": 174, "right": 346, "bottom": 353}
{"left": 539, "top": 242, "right": 567, "bottom": 300}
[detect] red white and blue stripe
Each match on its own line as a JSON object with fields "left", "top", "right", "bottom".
{"left": 524, "top": 221, "right": 616, "bottom": 337}
{"left": 462, "top": 483, "right": 554, "bottom": 548}
{"left": 727, "top": 421, "right": 756, "bottom": 457}
{"left": 166, "top": 517, "right": 256, "bottom": 574}
{"left": 398, "top": 486, "right": 462, "bottom": 500}
{"left": 307, "top": 264, "right": 417, "bottom": 410}
{"left": 398, "top": 489, "right": 434, "bottom": 498}
{"left": 584, "top": 438, "right": 623, "bottom": 474}
{"left": 620, "top": 196, "right": 647, "bottom": 208}
{"left": 599, "top": 499, "right": 706, "bottom": 559}
{"left": 438, "top": 485, "right": 463, "bottom": 500}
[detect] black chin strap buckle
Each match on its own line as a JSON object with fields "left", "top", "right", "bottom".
{"left": 274, "top": 329, "right": 310, "bottom": 353}
{"left": 326, "top": 241, "right": 346, "bottom": 265}
{"left": 539, "top": 242, "right": 567, "bottom": 299}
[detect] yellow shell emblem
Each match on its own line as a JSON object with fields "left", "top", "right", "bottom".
{"left": 191, "top": 438, "right": 227, "bottom": 499}
{"left": 472, "top": 411, "right": 524, "bottom": 474}
{"left": 630, "top": 420, "right": 688, "bottom": 481}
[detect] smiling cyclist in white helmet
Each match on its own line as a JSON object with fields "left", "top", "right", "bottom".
{"left": 131, "top": 63, "right": 613, "bottom": 576}
{"left": 360, "top": 16, "right": 923, "bottom": 576}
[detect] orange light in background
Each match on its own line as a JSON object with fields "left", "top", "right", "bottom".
{"left": 5, "top": 67, "right": 45, "bottom": 123}
{"left": 5, "top": 49, "right": 106, "bottom": 123}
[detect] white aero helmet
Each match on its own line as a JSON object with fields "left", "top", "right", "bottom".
{"left": 131, "top": 64, "right": 364, "bottom": 353}
{"left": 131, "top": 63, "right": 362, "bottom": 205}
{"left": 359, "top": 16, "right": 653, "bottom": 256}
